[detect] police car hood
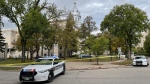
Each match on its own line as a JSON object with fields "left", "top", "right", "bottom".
{"left": 23, "top": 65, "right": 53, "bottom": 71}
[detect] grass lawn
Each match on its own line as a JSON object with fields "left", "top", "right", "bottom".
{"left": 0, "top": 58, "right": 34, "bottom": 64}
{"left": 65, "top": 56, "right": 119, "bottom": 62}
{"left": 0, "top": 56, "right": 120, "bottom": 70}
{"left": 0, "top": 58, "right": 34, "bottom": 70}
{"left": 0, "top": 67, "right": 22, "bottom": 70}
{"left": 112, "top": 60, "right": 132, "bottom": 65}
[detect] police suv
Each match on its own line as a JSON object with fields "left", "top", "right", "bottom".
{"left": 19, "top": 56, "right": 65, "bottom": 83}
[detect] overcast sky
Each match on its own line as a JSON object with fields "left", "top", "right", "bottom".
{"left": 1, "top": 0, "right": 150, "bottom": 34}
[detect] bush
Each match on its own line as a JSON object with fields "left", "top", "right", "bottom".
{"left": 72, "top": 54, "right": 79, "bottom": 58}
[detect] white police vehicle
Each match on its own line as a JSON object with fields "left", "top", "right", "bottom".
{"left": 132, "top": 55, "right": 149, "bottom": 66}
{"left": 19, "top": 56, "right": 65, "bottom": 83}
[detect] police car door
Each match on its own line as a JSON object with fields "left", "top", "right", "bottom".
{"left": 53, "top": 59, "right": 63, "bottom": 76}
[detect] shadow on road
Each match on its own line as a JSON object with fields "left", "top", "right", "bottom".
{"left": 132, "top": 65, "right": 149, "bottom": 67}
{"left": 19, "top": 74, "right": 62, "bottom": 84}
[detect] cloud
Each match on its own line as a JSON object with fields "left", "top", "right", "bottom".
{"left": 1, "top": 0, "right": 150, "bottom": 35}
{"left": 2, "top": 17, "right": 16, "bottom": 29}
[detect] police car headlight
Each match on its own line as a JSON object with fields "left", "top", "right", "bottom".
{"left": 143, "top": 60, "right": 147, "bottom": 62}
{"left": 38, "top": 70, "right": 48, "bottom": 73}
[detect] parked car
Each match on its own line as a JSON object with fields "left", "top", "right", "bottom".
{"left": 19, "top": 56, "right": 65, "bottom": 83}
{"left": 78, "top": 54, "right": 91, "bottom": 58}
{"left": 132, "top": 55, "right": 149, "bottom": 66}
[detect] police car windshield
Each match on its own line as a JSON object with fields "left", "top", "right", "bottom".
{"left": 135, "top": 56, "right": 146, "bottom": 59}
{"left": 33, "top": 59, "right": 53, "bottom": 65}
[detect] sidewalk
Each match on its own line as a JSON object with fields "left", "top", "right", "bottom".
{"left": 66, "top": 60, "right": 126, "bottom": 70}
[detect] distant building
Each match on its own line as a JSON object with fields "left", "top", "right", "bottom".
{"left": 2, "top": 29, "right": 19, "bottom": 58}
{"left": 58, "top": 2, "right": 81, "bottom": 27}
{"left": 136, "top": 31, "right": 148, "bottom": 48}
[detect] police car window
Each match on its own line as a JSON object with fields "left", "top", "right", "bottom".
{"left": 135, "top": 56, "right": 145, "bottom": 59}
{"left": 53, "top": 59, "right": 61, "bottom": 65}
{"left": 135, "top": 57, "right": 142, "bottom": 59}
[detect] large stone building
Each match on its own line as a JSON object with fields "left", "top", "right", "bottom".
{"left": 1, "top": 29, "right": 20, "bottom": 58}
{"left": 136, "top": 31, "right": 148, "bottom": 48}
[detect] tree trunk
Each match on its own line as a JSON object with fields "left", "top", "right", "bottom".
{"left": 30, "top": 48, "right": 34, "bottom": 60}
{"left": 30, "top": 51, "right": 33, "bottom": 60}
{"left": 109, "top": 38, "right": 112, "bottom": 61}
{"left": 125, "top": 39, "right": 129, "bottom": 59}
{"left": 129, "top": 43, "right": 132, "bottom": 59}
{"left": 109, "top": 38, "right": 112, "bottom": 56}
{"left": 27, "top": 51, "right": 29, "bottom": 59}
{"left": 35, "top": 45, "right": 39, "bottom": 59}
{"left": 48, "top": 49, "right": 50, "bottom": 56}
{"left": 41, "top": 45, "right": 43, "bottom": 56}
{"left": 96, "top": 53, "right": 99, "bottom": 65}
{"left": 63, "top": 46, "right": 67, "bottom": 60}
{"left": 21, "top": 38, "right": 26, "bottom": 63}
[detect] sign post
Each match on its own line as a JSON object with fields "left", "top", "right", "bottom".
{"left": 117, "top": 47, "right": 121, "bottom": 60}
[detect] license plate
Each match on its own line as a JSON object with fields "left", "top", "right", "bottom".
{"left": 23, "top": 77, "right": 32, "bottom": 81}
{"left": 137, "top": 63, "right": 141, "bottom": 65}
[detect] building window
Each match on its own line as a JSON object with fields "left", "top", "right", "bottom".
{"left": 60, "top": 46, "right": 62, "bottom": 50}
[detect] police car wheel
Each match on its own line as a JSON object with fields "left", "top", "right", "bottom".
{"left": 47, "top": 73, "right": 54, "bottom": 83}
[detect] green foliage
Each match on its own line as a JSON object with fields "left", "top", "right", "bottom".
{"left": 61, "top": 12, "right": 79, "bottom": 58}
{"left": 144, "top": 33, "right": 150, "bottom": 55}
{"left": 79, "top": 16, "right": 97, "bottom": 39}
{"left": 0, "top": 30, "right": 5, "bottom": 52}
{"left": 133, "top": 47, "right": 145, "bottom": 54}
{"left": 101, "top": 3, "right": 150, "bottom": 59}
{"left": 0, "top": 0, "right": 59, "bottom": 62}
{"left": 85, "top": 35, "right": 109, "bottom": 55}
{"left": 92, "top": 36, "right": 109, "bottom": 55}
{"left": 21, "top": 9, "right": 49, "bottom": 39}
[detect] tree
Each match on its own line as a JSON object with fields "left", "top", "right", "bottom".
{"left": 91, "top": 36, "right": 109, "bottom": 55}
{"left": 41, "top": 26, "right": 55, "bottom": 56}
{"left": 21, "top": 9, "right": 50, "bottom": 59}
{"left": 144, "top": 33, "right": 150, "bottom": 56}
{"left": 0, "top": 15, "right": 5, "bottom": 52}
{"left": 0, "top": 0, "right": 58, "bottom": 62}
{"left": 61, "top": 12, "right": 78, "bottom": 60}
{"left": 101, "top": 4, "right": 150, "bottom": 59}
{"left": 79, "top": 16, "right": 97, "bottom": 53}
{"left": 79, "top": 16, "right": 97, "bottom": 39}
{"left": 0, "top": 30, "right": 5, "bottom": 52}
{"left": 85, "top": 35, "right": 108, "bottom": 64}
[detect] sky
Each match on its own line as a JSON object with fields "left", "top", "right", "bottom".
{"left": 1, "top": 0, "right": 150, "bottom": 34}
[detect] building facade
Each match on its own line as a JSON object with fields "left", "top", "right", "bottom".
{"left": 2, "top": 29, "right": 20, "bottom": 58}
{"left": 136, "top": 31, "right": 148, "bottom": 48}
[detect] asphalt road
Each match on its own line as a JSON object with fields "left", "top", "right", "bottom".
{"left": 0, "top": 65, "right": 150, "bottom": 84}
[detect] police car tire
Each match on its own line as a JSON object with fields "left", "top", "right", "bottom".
{"left": 61, "top": 64, "right": 66, "bottom": 75}
{"left": 47, "top": 72, "right": 54, "bottom": 83}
